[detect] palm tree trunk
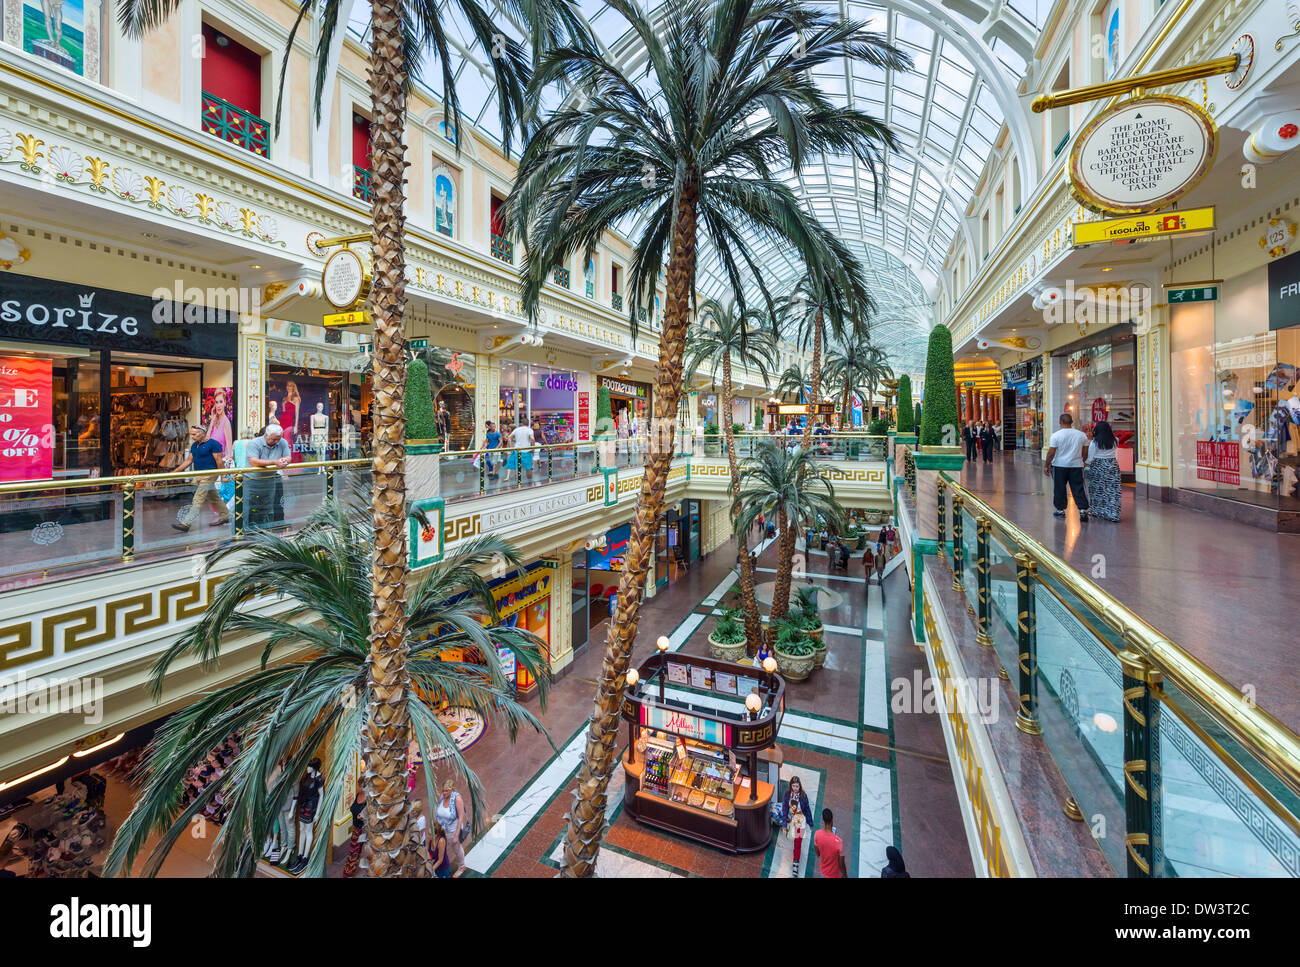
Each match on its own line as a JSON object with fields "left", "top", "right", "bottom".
{"left": 770, "top": 507, "right": 796, "bottom": 636}
{"left": 841, "top": 382, "right": 851, "bottom": 430}
{"left": 800, "top": 310, "right": 823, "bottom": 448}
{"left": 722, "top": 353, "right": 763, "bottom": 654}
{"left": 360, "top": 0, "right": 416, "bottom": 879}
{"left": 561, "top": 181, "right": 699, "bottom": 878}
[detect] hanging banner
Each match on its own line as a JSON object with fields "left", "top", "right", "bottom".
{"left": 0, "top": 356, "right": 52, "bottom": 481}
{"left": 577, "top": 391, "right": 590, "bottom": 441}
{"left": 1069, "top": 95, "right": 1217, "bottom": 215}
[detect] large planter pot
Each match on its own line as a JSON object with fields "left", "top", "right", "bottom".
{"left": 869, "top": 440, "right": 886, "bottom": 459}
{"left": 704, "top": 436, "right": 721, "bottom": 456}
{"left": 854, "top": 533, "right": 866, "bottom": 551}
{"left": 707, "top": 633, "right": 748, "bottom": 663}
{"left": 808, "top": 626, "right": 827, "bottom": 668}
{"left": 773, "top": 646, "right": 815, "bottom": 682}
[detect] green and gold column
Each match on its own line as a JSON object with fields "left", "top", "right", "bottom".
{"left": 1120, "top": 650, "right": 1163, "bottom": 877}
{"left": 976, "top": 516, "right": 993, "bottom": 646}
{"left": 936, "top": 478, "right": 947, "bottom": 560}
{"left": 951, "top": 492, "right": 965, "bottom": 592}
{"left": 1014, "top": 552, "right": 1042, "bottom": 735}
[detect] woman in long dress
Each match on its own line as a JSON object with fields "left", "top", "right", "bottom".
{"left": 281, "top": 381, "right": 301, "bottom": 463}
{"left": 1085, "top": 420, "right": 1122, "bottom": 521}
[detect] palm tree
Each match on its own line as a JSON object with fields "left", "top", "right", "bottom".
{"left": 780, "top": 268, "right": 874, "bottom": 447}
{"left": 774, "top": 362, "right": 813, "bottom": 405}
{"left": 104, "top": 502, "right": 550, "bottom": 878}
{"left": 504, "top": 0, "right": 908, "bottom": 877}
{"left": 686, "top": 298, "right": 778, "bottom": 653}
{"left": 826, "top": 338, "right": 892, "bottom": 427}
{"left": 735, "top": 442, "right": 845, "bottom": 625}
{"left": 120, "top": 0, "right": 582, "bottom": 877}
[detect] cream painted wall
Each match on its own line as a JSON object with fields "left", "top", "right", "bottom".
{"left": 141, "top": 15, "right": 183, "bottom": 112}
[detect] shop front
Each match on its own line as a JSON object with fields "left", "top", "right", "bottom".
{"left": 599, "top": 375, "right": 652, "bottom": 434}
{"left": 1001, "top": 357, "right": 1044, "bottom": 451}
{"left": 1051, "top": 326, "right": 1137, "bottom": 476}
{"left": 0, "top": 274, "right": 237, "bottom": 481}
{"left": 498, "top": 361, "right": 578, "bottom": 442}
{"left": 264, "top": 321, "right": 366, "bottom": 462}
{"left": 622, "top": 650, "right": 785, "bottom": 853}
{"left": 1169, "top": 250, "right": 1300, "bottom": 519}
{"left": 656, "top": 499, "right": 701, "bottom": 588}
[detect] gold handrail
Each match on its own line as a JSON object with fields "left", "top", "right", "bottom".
{"left": 943, "top": 473, "right": 1300, "bottom": 801}
{"left": 0, "top": 458, "right": 371, "bottom": 496}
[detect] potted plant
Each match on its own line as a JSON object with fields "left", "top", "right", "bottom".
{"left": 707, "top": 608, "right": 749, "bottom": 663}
{"left": 793, "top": 588, "right": 827, "bottom": 668}
{"left": 867, "top": 417, "right": 889, "bottom": 458}
{"left": 703, "top": 421, "right": 721, "bottom": 456}
{"left": 772, "top": 618, "right": 816, "bottom": 682}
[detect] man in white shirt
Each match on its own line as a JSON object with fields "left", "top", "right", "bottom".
{"left": 511, "top": 419, "right": 536, "bottom": 482}
{"left": 1044, "top": 413, "right": 1090, "bottom": 521}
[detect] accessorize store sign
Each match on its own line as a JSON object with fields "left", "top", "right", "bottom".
{"left": 0, "top": 275, "right": 238, "bottom": 358}
{"left": 1069, "top": 96, "right": 1217, "bottom": 215}
{"left": 0, "top": 356, "right": 53, "bottom": 481}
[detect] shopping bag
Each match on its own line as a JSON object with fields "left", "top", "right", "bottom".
{"left": 471, "top": 453, "right": 481, "bottom": 469}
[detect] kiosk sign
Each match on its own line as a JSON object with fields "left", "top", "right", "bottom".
{"left": 1070, "top": 96, "right": 1217, "bottom": 215}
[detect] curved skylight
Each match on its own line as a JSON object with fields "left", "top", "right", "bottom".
{"left": 345, "top": 0, "right": 1039, "bottom": 374}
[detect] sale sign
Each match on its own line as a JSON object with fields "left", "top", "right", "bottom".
{"left": 1196, "top": 440, "right": 1240, "bottom": 485}
{"left": 578, "top": 391, "right": 590, "bottom": 442}
{"left": 0, "top": 357, "right": 52, "bottom": 481}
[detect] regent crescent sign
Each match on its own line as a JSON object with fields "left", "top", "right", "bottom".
{"left": 1069, "top": 96, "right": 1217, "bottom": 215}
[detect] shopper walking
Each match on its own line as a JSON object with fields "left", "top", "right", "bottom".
{"left": 343, "top": 789, "right": 365, "bottom": 877}
{"left": 1044, "top": 413, "right": 1090, "bottom": 521}
{"left": 245, "top": 424, "right": 290, "bottom": 530}
{"left": 980, "top": 421, "right": 994, "bottom": 462}
{"left": 813, "top": 808, "right": 849, "bottom": 878}
{"left": 1084, "top": 420, "right": 1122, "bottom": 521}
{"left": 436, "top": 778, "right": 470, "bottom": 877}
{"left": 782, "top": 776, "right": 812, "bottom": 877}
{"left": 431, "top": 820, "right": 451, "bottom": 878}
{"left": 172, "top": 425, "right": 230, "bottom": 532}
{"left": 881, "top": 845, "right": 910, "bottom": 878}
{"left": 484, "top": 420, "right": 501, "bottom": 478}
{"left": 963, "top": 421, "right": 978, "bottom": 461}
{"left": 511, "top": 418, "right": 537, "bottom": 483}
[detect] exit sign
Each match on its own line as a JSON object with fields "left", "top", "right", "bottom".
{"left": 409, "top": 338, "right": 428, "bottom": 350}
{"left": 1168, "top": 286, "right": 1218, "bottom": 304}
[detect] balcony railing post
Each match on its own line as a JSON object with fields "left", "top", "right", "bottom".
{"left": 936, "top": 478, "right": 946, "bottom": 560}
{"left": 233, "top": 471, "right": 244, "bottom": 538}
{"left": 479, "top": 452, "right": 487, "bottom": 496}
{"left": 121, "top": 480, "right": 135, "bottom": 564}
{"left": 326, "top": 464, "right": 336, "bottom": 503}
{"left": 1014, "top": 552, "right": 1042, "bottom": 736}
{"left": 1119, "top": 650, "right": 1163, "bottom": 878}
{"left": 547, "top": 446, "right": 553, "bottom": 483}
{"left": 951, "top": 493, "right": 965, "bottom": 592}
{"left": 976, "top": 516, "right": 994, "bottom": 647}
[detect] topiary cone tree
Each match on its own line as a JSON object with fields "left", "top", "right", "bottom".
{"left": 919, "top": 325, "right": 959, "bottom": 449}
{"left": 895, "top": 373, "right": 913, "bottom": 435}
{"left": 405, "top": 357, "right": 438, "bottom": 441}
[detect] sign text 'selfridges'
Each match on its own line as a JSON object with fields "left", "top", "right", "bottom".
{"left": 0, "top": 357, "right": 53, "bottom": 481}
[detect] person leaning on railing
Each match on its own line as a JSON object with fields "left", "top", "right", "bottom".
{"left": 245, "top": 424, "right": 291, "bottom": 530}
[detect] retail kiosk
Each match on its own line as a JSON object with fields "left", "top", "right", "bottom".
{"left": 621, "top": 652, "right": 785, "bottom": 853}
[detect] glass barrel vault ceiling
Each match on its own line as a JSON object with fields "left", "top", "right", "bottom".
{"left": 346, "top": 0, "right": 1043, "bottom": 375}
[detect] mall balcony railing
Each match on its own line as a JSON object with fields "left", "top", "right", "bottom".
{"left": 693, "top": 431, "right": 889, "bottom": 461}
{"left": 199, "top": 91, "right": 270, "bottom": 159}
{"left": 0, "top": 434, "right": 696, "bottom": 585}
{"left": 352, "top": 165, "right": 374, "bottom": 202}
{"left": 938, "top": 472, "right": 1300, "bottom": 878}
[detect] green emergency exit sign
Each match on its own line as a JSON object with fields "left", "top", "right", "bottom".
{"left": 1168, "top": 286, "right": 1218, "bottom": 304}
{"left": 408, "top": 338, "right": 428, "bottom": 350}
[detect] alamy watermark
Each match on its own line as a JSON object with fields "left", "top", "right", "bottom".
{"left": 0, "top": 672, "right": 103, "bottom": 724}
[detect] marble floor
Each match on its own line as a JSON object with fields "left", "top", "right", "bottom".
{"left": 956, "top": 451, "right": 1300, "bottom": 733}
{"left": 430, "top": 531, "right": 973, "bottom": 878}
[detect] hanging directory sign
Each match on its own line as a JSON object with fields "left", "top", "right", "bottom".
{"left": 1069, "top": 96, "right": 1217, "bottom": 215}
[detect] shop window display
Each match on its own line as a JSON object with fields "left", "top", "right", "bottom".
{"left": 1052, "top": 335, "right": 1136, "bottom": 474}
{"left": 267, "top": 368, "right": 348, "bottom": 463}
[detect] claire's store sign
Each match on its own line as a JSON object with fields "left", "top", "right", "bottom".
{"left": 0, "top": 357, "right": 53, "bottom": 481}
{"left": 0, "top": 275, "right": 238, "bottom": 358}
{"left": 538, "top": 372, "right": 578, "bottom": 392}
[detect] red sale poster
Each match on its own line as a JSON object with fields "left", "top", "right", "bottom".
{"left": 0, "top": 357, "right": 53, "bottom": 482}
{"left": 578, "top": 391, "right": 590, "bottom": 442}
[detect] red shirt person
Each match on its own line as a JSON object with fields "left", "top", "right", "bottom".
{"left": 812, "top": 808, "right": 849, "bottom": 878}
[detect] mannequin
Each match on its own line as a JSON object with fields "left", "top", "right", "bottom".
{"left": 288, "top": 758, "right": 324, "bottom": 874}
{"left": 267, "top": 400, "right": 279, "bottom": 428}
{"left": 262, "top": 763, "right": 297, "bottom": 863}
{"left": 310, "top": 403, "right": 329, "bottom": 465}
